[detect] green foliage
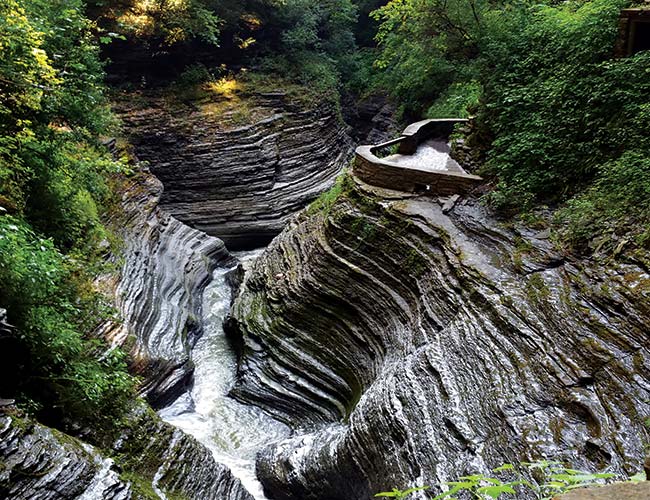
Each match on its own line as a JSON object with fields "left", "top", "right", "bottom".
{"left": 90, "top": 0, "right": 221, "bottom": 47}
{"left": 376, "top": 461, "right": 625, "bottom": 500}
{"left": 0, "top": 0, "right": 135, "bottom": 429}
{"left": 478, "top": 0, "right": 650, "bottom": 250}
{"left": 481, "top": 0, "right": 645, "bottom": 207}
{"left": 307, "top": 172, "right": 356, "bottom": 217}
{"left": 175, "top": 63, "right": 216, "bottom": 87}
{"left": 426, "top": 81, "right": 482, "bottom": 119}
{"left": 0, "top": 0, "right": 125, "bottom": 248}
{"left": 0, "top": 216, "right": 135, "bottom": 428}
{"left": 375, "top": 486, "right": 429, "bottom": 499}
{"left": 556, "top": 151, "right": 650, "bottom": 251}
{"left": 370, "top": 0, "right": 488, "bottom": 116}
{"left": 252, "top": 0, "right": 359, "bottom": 94}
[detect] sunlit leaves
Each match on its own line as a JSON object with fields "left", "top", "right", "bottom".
{"left": 115, "top": 0, "right": 221, "bottom": 46}
{"left": 0, "top": 0, "right": 135, "bottom": 429}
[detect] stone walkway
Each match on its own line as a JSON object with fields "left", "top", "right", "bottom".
{"left": 383, "top": 139, "right": 464, "bottom": 173}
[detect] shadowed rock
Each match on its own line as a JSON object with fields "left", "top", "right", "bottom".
{"left": 228, "top": 176, "right": 650, "bottom": 499}
{"left": 115, "top": 90, "right": 354, "bottom": 250}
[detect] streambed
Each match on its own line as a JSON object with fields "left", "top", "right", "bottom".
{"left": 160, "top": 250, "right": 290, "bottom": 499}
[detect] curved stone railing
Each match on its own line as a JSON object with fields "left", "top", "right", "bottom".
{"left": 353, "top": 118, "right": 482, "bottom": 196}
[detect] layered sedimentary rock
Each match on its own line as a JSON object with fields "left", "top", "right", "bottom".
{"left": 0, "top": 414, "right": 131, "bottom": 500}
{"left": 98, "top": 169, "right": 233, "bottom": 408}
{"left": 115, "top": 90, "right": 354, "bottom": 249}
{"left": 228, "top": 176, "right": 650, "bottom": 499}
{"left": 0, "top": 409, "right": 253, "bottom": 500}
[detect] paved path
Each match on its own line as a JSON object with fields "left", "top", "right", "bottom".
{"left": 383, "top": 139, "right": 464, "bottom": 173}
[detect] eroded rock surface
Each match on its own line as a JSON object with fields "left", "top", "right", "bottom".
{"left": 0, "top": 410, "right": 254, "bottom": 500}
{"left": 98, "top": 169, "right": 233, "bottom": 408}
{"left": 228, "top": 176, "right": 650, "bottom": 499}
{"left": 0, "top": 414, "right": 131, "bottom": 500}
{"left": 115, "top": 90, "right": 354, "bottom": 249}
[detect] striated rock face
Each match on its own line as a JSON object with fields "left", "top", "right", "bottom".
{"left": 115, "top": 90, "right": 354, "bottom": 250}
{"left": 343, "top": 93, "right": 400, "bottom": 145}
{"left": 0, "top": 409, "right": 254, "bottom": 500}
{"left": 0, "top": 414, "right": 131, "bottom": 500}
{"left": 111, "top": 406, "right": 254, "bottom": 500}
{"left": 98, "top": 169, "right": 234, "bottom": 408}
{"left": 228, "top": 176, "right": 650, "bottom": 499}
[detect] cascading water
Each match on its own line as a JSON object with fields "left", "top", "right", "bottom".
{"left": 160, "top": 250, "right": 290, "bottom": 499}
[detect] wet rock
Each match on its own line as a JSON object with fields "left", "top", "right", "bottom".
{"left": 0, "top": 409, "right": 254, "bottom": 500}
{"left": 98, "top": 169, "right": 234, "bottom": 408}
{"left": 111, "top": 405, "right": 254, "bottom": 500}
{"left": 0, "top": 415, "right": 131, "bottom": 500}
{"left": 114, "top": 90, "right": 354, "bottom": 250}
{"left": 440, "top": 194, "right": 460, "bottom": 214}
{"left": 229, "top": 177, "right": 650, "bottom": 499}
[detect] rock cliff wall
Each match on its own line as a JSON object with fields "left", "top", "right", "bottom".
{"left": 115, "top": 90, "right": 354, "bottom": 250}
{"left": 98, "top": 169, "right": 234, "bottom": 408}
{"left": 228, "top": 176, "right": 650, "bottom": 499}
{"left": 0, "top": 409, "right": 253, "bottom": 500}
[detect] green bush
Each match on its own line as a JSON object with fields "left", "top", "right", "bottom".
{"left": 175, "top": 63, "right": 215, "bottom": 88}
{"left": 481, "top": 0, "right": 644, "bottom": 207}
{"left": 0, "top": 0, "right": 135, "bottom": 430}
{"left": 370, "top": 0, "right": 487, "bottom": 116}
{"left": 0, "top": 216, "right": 135, "bottom": 428}
{"left": 557, "top": 151, "right": 650, "bottom": 251}
{"left": 426, "top": 81, "right": 482, "bottom": 119}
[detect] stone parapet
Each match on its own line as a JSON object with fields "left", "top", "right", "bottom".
{"left": 353, "top": 119, "right": 482, "bottom": 195}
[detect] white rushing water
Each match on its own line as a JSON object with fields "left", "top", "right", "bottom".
{"left": 160, "top": 250, "right": 290, "bottom": 499}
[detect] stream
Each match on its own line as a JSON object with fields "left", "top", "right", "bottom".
{"left": 159, "top": 250, "right": 291, "bottom": 499}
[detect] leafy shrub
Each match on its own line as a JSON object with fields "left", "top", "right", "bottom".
{"left": 376, "top": 460, "right": 643, "bottom": 500}
{"left": 481, "top": 0, "right": 646, "bottom": 208}
{"left": 99, "top": 0, "right": 221, "bottom": 46}
{"left": 426, "top": 81, "right": 482, "bottom": 119}
{"left": 370, "top": 0, "right": 487, "bottom": 116}
{"left": 557, "top": 151, "right": 650, "bottom": 251}
{"left": 0, "top": 0, "right": 135, "bottom": 430}
{"left": 0, "top": 216, "right": 135, "bottom": 428}
{"left": 175, "top": 63, "right": 215, "bottom": 88}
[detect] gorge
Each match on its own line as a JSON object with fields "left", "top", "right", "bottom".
{"left": 2, "top": 1, "right": 650, "bottom": 499}
{"left": 3, "top": 73, "right": 650, "bottom": 500}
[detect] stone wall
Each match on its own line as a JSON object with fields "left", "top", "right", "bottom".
{"left": 353, "top": 119, "right": 482, "bottom": 196}
{"left": 398, "top": 118, "right": 467, "bottom": 154}
{"left": 354, "top": 148, "right": 482, "bottom": 196}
